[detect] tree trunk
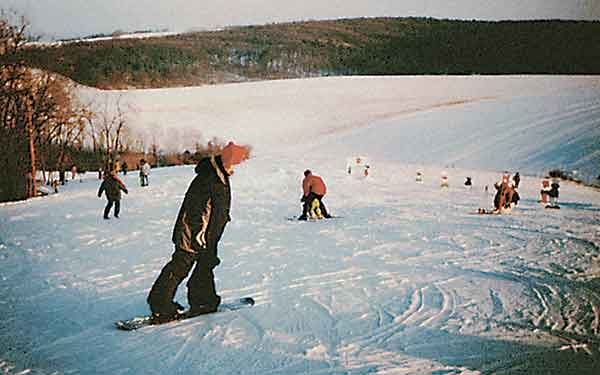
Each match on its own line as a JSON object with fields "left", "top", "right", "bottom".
{"left": 26, "top": 99, "right": 37, "bottom": 198}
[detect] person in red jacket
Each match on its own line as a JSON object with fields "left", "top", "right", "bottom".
{"left": 298, "top": 169, "right": 331, "bottom": 220}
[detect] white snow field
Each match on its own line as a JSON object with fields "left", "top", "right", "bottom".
{"left": 1, "top": 76, "right": 600, "bottom": 375}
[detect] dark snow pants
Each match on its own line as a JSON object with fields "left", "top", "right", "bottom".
{"left": 147, "top": 247, "right": 220, "bottom": 315}
{"left": 302, "top": 193, "right": 329, "bottom": 218}
{"left": 104, "top": 199, "right": 120, "bottom": 218}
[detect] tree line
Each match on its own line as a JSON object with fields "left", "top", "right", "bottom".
{"left": 0, "top": 14, "right": 143, "bottom": 202}
{"left": 13, "top": 17, "right": 600, "bottom": 89}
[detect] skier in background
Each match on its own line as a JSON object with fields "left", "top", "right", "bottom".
{"left": 298, "top": 169, "right": 331, "bottom": 220}
{"left": 464, "top": 177, "right": 472, "bottom": 189}
{"left": 147, "top": 142, "right": 250, "bottom": 323}
{"left": 97, "top": 169, "right": 128, "bottom": 219}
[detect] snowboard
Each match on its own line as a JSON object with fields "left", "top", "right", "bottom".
{"left": 115, "top": 297, "right": 255, "bottom": 331}
{"left": 472, "top": 208, "right": 500, "bottom": 215}
{"left": 287, "top": 216, "right": 342, "bottom": 221}
{"left": 545, "top": 204, "right": 560, "bottom": 209}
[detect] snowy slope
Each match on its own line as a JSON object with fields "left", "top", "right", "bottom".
{"left": 1, "top": 76, "right": 600, "bottom": 375}
{"left": 80, "top": 75, "right": 600, "bottom": 184}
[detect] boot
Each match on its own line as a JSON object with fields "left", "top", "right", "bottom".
{"left": 188, "top": 296, "right": 221, "bottom": 317}
{"left": 150, "top": 301, "right": 185, "bottom": 324}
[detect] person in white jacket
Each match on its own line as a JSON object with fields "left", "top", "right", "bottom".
{"left": 140, "top": 159, "right": 151, "bottom": 187}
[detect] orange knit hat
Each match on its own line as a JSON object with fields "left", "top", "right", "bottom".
{"left": 221, "top": 141, "right": 250, "bottom": 170}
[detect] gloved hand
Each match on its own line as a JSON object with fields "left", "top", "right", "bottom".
{"left": 97, "top": 193, "right": 101, "bottom": 198}
{"left": 123, "top": 189, "right": 129, "bottom": 194}
{"left": 300, "top": 196, "right": 306, "bottom": 202}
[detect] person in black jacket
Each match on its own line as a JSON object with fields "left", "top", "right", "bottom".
{"left": 97, "top": 170, "right": 128, "bottom": 219}
{"left": 147, "top": 142, "right": 250, "bottom": 323}
{"left": 548, "top": 179, "right": 560, "bottom": 207}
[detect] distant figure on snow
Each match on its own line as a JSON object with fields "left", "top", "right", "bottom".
{"left": 548, "top": 179, "right": 560, "bottom": 208}
{"left": 98, "top": 170, "right": 128, "bottom": 219}
{"left": 140, "top": 159, "right": 151, "bottom": 187}
{"left": 122, "top": 161, "right": 128, "bottom": 175}
{"left": 464, "top": 177, "right": 472, "bottom": 188}
{"left": 513, "top": 172, "right": 521, "bottom": 189}
{"left": 416, "top": 171, "right": 423, "bottom": 183}
{"left": 147, "top": 141, "right": 250, "bottom": 323}
{"left": 493, "top": 172, "right": 518, "bottom": 212}
{"left": 440, "top": 171, "right": 449, "bottom": 188}
{"left": 298, "top": 169, "right": 331, "bottom": 220}
{"left": 540, "top": 177, "right": 551, "bottom": 204}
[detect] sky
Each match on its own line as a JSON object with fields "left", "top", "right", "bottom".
{"left": 1, "top": 0, "right": 599, "bottom": 40}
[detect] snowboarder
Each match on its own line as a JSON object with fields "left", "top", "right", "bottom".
{"left": 298, "top": 169, "right": 331, "bottom": 220}
{"left": 97, "top": 170, "right": 128, "bottom": 219}
{"left": 146, "top": 141, "right": 250, "bottom": 323}
{"left": 122, "top": 161, "right": 128, "bottom": 175}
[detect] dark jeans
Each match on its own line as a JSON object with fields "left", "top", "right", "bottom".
{"left": 104, "top": 199, "right": 120, "bottom": 218}
{"left": 301, "top": 193, "right": 330, "bottom": 217}
{"left": 147, "top": 247, "right": 220, "bottom": 315}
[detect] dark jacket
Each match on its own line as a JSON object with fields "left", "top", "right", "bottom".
{"left": 549, "top": 182, "right": 560, "bottom": 198}
{"left": 172, "top": 155, "right": 231, "bottom": 265}
{"left": 98, "top": 174, "right": 127, "bottom": 201}
{"left": 513, "top": 173, "right": 520, "bottom": 188}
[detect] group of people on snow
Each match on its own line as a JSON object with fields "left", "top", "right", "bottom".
{"left": 98, "top": 141, "right": 568, "bottom": 324}
{"left": 103, "top": 140, "right": 337, "bottom": 324}
{"left": 488, "top": 170, "right": 561, "bottom": 212}
{"left": 419, "top": 169, "right": 560, "bottom": 213}
{"left": 144, "top": 142, "right": 337, "bottom": 323}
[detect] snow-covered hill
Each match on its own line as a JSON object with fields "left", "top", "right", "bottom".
{"left": 81, "top": 75, "right": 600, "bottom": 184}
{"left": 1, "top": 76, "right": 600, "bottom": 374}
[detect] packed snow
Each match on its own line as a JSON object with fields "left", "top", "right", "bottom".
{"left": 1, "top": 76, "right": 600, "bottom": 374}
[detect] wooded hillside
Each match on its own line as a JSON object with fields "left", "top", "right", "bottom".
{"left": 13, "top": 18, "right": 600, "bottom": 89}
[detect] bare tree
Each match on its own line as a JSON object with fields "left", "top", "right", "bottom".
{"left": 1, "top": 12, "right": 91, "bottom": 201}
{"left": 93, "top": 93, "right": 131, "bottom": 169}
{"left": 0, "top": 13, "right": 35, "bottom": 200}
